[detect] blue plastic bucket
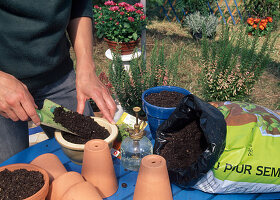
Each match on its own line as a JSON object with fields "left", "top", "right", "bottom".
{"left": 142, "top": 86, "right": 191, "bottom": 138}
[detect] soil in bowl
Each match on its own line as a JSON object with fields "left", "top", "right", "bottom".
{"left": 0, "top": 168, "right": 44, "bottom": 200}
{"left": 144, "top": 91, "right": 185, "bottom": 108}
{"left": 160, "top": 120, "right": 207, "bottom": 170}
{"left": 53, "top": 107, "right": 110, "bottom": 144}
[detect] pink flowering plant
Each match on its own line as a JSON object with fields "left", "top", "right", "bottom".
{"left": 93, "top": 1, "right": 147, "bottom": 42}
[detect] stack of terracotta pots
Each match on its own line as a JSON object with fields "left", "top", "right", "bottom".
{"left": 30, "top": 139, "right": 118, "bottom": 200}
{"left": 30, "top": 140, "right": 174, "bottom": 200}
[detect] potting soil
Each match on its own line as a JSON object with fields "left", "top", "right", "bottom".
{"left": 0, "top": 168, "right": 44, "bottom": 200}
{"left": 145, "top": 91, "right": 185, "bottom": 107}
{"left": 192, "top": 101, "right": 280, "bottom": 194}
{"left": 53, "top": 107, "right": 110, "bottom": 143}
{"left": 160, "top": 120, "right": 207, "bottom": 170}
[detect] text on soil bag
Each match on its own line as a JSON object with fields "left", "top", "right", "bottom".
{"left": 214, "top": 162, "right": 280, "bottom": 177}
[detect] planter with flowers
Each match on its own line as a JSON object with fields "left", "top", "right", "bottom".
{"left": 246, "top": 17, "right": 273, "bottom": 36}
{"left": 93, "top": 1, "right": 147, "bottom": 55}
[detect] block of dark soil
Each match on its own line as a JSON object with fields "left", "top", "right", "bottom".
{"left": 0, "top": 168, "right": 44, "bottom": 200}
{"left": 53, "top": 107, "right": 110, "bottom": 142}
{"left": 160, "top": 120, "right": 207, "bottom": 170}
{"left": 145, "top": 91, "right": 185, "bottom": 108}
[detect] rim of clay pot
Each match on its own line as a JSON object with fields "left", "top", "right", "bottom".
{"left": 0, "top": 163, "right": 49, "bottom": 200}
{"left": 54, "top": 117, "right": 118, "bottom": 151}
{"left": 142, "top": 85, "right": 191, "bottom": 110}
{"left": 104, "top": 37, "right": 140, "bottom": 44}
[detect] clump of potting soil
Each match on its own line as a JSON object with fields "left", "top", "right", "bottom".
{"left": 145, "top": 91, "right": 185, "bottom": 107}
{"left": 53, "top": 107, "right": 110, "bottom": 143}
{"left": 160, "top": 120, "right": 207, "bottom": 170}
{"left": 0, "top": 168, "right": 44, "bottom": 200}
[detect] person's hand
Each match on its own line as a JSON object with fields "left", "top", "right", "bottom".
{"left": 75, "top": 62, "right": 116, "bottom": 124}
{"left": 0, "top": 71, "right": 40, "bottom": 125}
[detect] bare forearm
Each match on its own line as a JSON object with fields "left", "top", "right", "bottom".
{"left": 66, "top": 17, "right": 116, "bottom": 122}
{"left": 67, "top": 17, "right": 94, "bottom": 70}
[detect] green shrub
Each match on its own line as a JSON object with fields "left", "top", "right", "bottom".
{"left": 199, "top": 25, "right": 278, "bottom": 101}
{"left": 244, "top": 0, "right": 280, "bottom": 19}
{"left": 109, "top": 41, "right": 182, "bottom": 115}
{"left": 176, "top": 0, "right": 213, "bottom": 16}
{"left": 183, "top": 12, "right": 219, "bottom": 39}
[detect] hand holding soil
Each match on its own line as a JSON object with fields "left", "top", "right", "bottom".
{"left": 0, "top": 71, "right": 40, "bottom": 125}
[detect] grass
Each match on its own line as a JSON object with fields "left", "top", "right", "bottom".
{"left": 71, "top": 20, "right": 280, "bottom": 111}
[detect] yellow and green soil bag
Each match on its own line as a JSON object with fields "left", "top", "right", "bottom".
{"left": 193, "top": 101, "right": 280, "bottom": 193}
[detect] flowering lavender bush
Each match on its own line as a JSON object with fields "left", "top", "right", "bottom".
{"left": 200, "top": 25, "right": 277, "bottom": 101}
{"left": 93, "top": 1, "right": 147, "bottom": 42}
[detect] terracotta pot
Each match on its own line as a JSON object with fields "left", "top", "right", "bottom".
{"left": 62, "top": 181, "right": 102, "bottom": 200}
{"left": 133, "top": 155, "right": 173, "bottom": 200}
{"left": 54, "top": 117, "right": 118, "bottom": 164}
{"left": 30, "top": 153, "right": 67, "bottom": 183}
{"left": 81, "top": 139, "right": 118, "bottom": 198}
{"left": 47, "top": 171, "right": 85, "bottom": 200}
{"left": 104, "top": 37, "right": 140, "bottom": 55}
{"left": 0, "top": 163, "right": 49, "bottom": 200}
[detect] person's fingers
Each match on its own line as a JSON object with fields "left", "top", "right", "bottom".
{"left": 20, "top": 96, "right": 40, "bottom": 125}
{"left": 24, "top": 87, "right": 38, "bottom": 109}
{"left": 94, "top": 96, "right": 115, "bottom": 124}
{"left": 0, "top": 111, "right": 9, "bottom": 118}
{"left": 5, "top": 109, "right": 19, "bottom": 121}
{"left": 76, "top": 95, "right": 86, "bottom": 114}
{"left": 102, "top": 92, "right": 116, "bottom": 119}
{"left": 11, "top": 103, "right": 29, "bottom": 121}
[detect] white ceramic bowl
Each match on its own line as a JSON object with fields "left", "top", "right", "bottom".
{"left": 55, "top": 117, "right": 118, "bottom": 164}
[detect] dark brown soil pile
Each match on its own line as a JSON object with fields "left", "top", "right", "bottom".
{"left": 160, "top": 120, "right": 207, "bottom": 170}
{"left": 0, "top": 168, "right": 44, "bottom": 200}
{"left": 53, "top": 107, "right": 110, "bottom": 143}
{"left": 145, "top": 91, "right": 185, "bottom": 107}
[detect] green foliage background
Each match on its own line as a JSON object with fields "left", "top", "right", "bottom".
{"left": 199, "top": 25, "right": 278, "bottom": 101}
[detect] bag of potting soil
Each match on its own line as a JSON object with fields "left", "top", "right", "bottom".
{"left": 155, "top": 96, "right": 280, "bottom": 193}
{"left": 192, "top": 101, "right": 280, "bottom": 193}
{"left": 154, "top": 94, "right": 227, "bottom": 187}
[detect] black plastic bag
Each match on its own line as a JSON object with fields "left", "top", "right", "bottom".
{"left": 154, "top": 94, "right": 227, "bottom": 187}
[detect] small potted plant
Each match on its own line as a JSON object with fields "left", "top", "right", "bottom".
{"left": 93, "top": 1, "right": 147, "bottom": 55}
{"left": 183, "top": 11, "right": 219, "bottom": 40}
{"left": 246, "top": 17, "right": 273, "bottom": 36}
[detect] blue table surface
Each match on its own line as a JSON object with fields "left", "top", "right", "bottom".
{"left": 1, "top": 127, "right": 280, "bottom": 200}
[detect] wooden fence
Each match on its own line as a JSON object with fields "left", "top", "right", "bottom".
{"left": 160, "top": 0, "right": 245, "bottom": 25}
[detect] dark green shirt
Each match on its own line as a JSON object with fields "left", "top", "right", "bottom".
{"left": 0, "top": 0, "right": 92, "bottom": 91}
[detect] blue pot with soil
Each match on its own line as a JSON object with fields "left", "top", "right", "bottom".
{"left": 142, "top": 86, "right": 191, "bottom": 139}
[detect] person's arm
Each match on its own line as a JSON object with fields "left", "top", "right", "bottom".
{"left": 67, "top": 17, "right": 116, "bottom": 124}
{"left": 0, "top": 71, "right": 40, "bottom": 125}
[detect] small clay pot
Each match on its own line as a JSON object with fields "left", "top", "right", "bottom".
{"left": 81, "top": 139, "right": 118, "bottom": 198}
{"left": 133, "top": 155, "right": 173, "bottom": 200}
{"left": 54, "top": 117, "right": 118, "bottom": 164}
{"left": 0, "top": 163, "right": 49, "bottom": 200}
{"left": 30, "top": 153, "right": 67, "bottom": 183}
{"left": 62, "top": 181, "right": 102, "bottom": 200}
{"left": 47, "top": 171, "right": 85, "bottom": 200}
